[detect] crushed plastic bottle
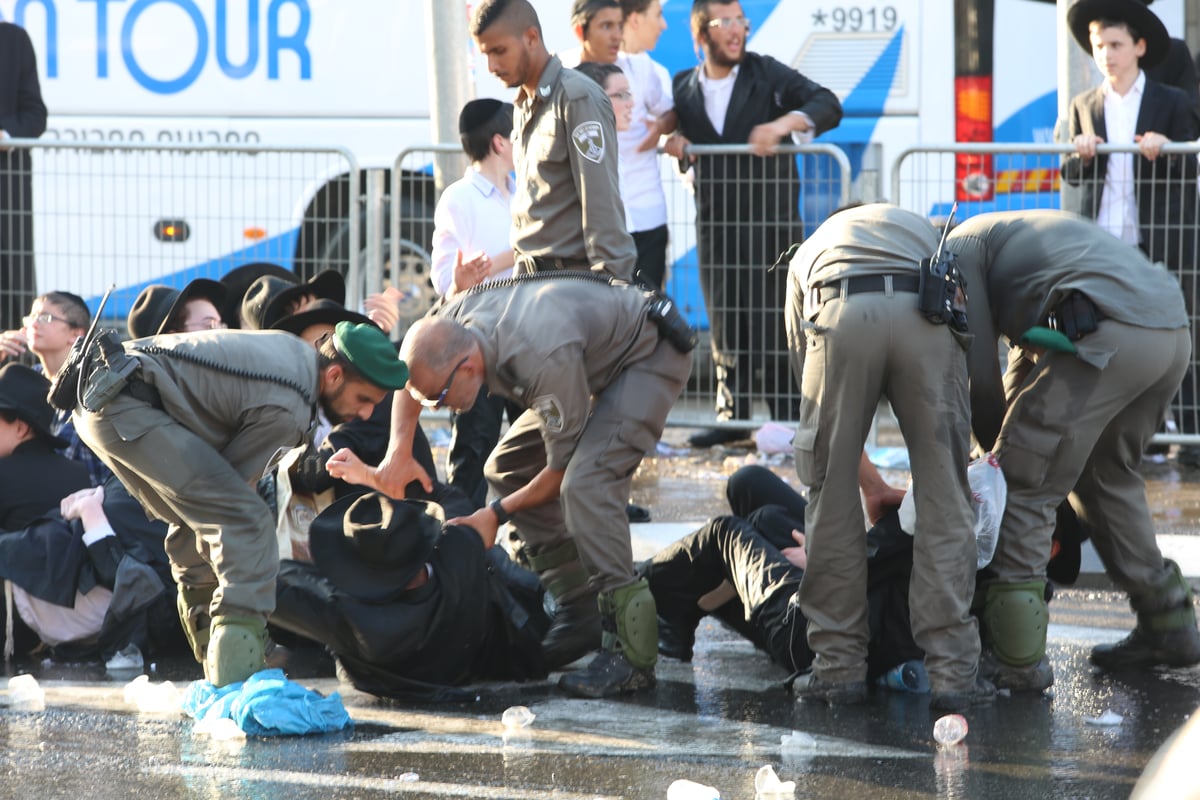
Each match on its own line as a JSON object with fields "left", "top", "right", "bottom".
{"left": 396, "top": 772, "right": 419, "bottom": 782}
{"left": 933, "top": 713, "right": 969, "bottom": 746}
{"left": 8, "top": 674, "right": 45, "bottom": 712}
{"left": 105, "top": 643, "right": 144, "bottom": 671}
{"left": 667, "top": 778, "right": 720, "bottom": 800}
{"left": 754, "top": 764, "right": 796, "bottom": 798}
{"left": 779, "top": 730, "right": 817, "bottom": 755}
{"left": 123, "top": 674, "right": 183, "bottom": 713}
{"left": 501, "top": 705, "right": 535, "bottom": 729}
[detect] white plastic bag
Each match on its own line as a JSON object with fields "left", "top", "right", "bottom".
{"left": 897, "top": 453, "right": 1006, "bottom": 569}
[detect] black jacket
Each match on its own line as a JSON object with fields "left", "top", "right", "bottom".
{"left": 0, "top": 438, "right": 90, "bottom": 532}
{"left": 273, "top": 527, "right": 548, "bottom": 701}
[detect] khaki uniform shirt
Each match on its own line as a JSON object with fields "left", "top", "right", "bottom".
{"left": 948, "top": 209, "right": 1189, "bottom": 448}
{"left": 512, "top": 56, "right": 636, "bottom": 281}
{"left": 124, "top": 330, "right": 319, "bottom": 482}
{"left": 440, "top": 278, "right": 656, "bottom": 469}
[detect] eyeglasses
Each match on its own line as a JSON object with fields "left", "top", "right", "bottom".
{"left": 23, "top": 312, "right": 74, "bottom": 327}
{"left": 418, "top": 356, "right": 469, "bottom": 410}
{"left": 607, "top": 90, "right": 634, "bottom": 102}
{"left": 707, "top": 15, "right": 750, "bottom": 30}
{"left": 182, "top": 316, "right": 226, "bottom": 332}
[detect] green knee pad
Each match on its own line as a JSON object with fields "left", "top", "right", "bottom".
{"left": 527, "top": 540, "right": 590, "bottom": 602}
{"left": 982, "top": 581, "right": 1048, "bottom": 667}
{"left": 600, "top": 578, "right": 658, "bottom": 671}
{"left": 206, "top": 616, "right": 267, "bottom": 688}
{"left": 176, "top": 584, "right": 216, "bottom": 664}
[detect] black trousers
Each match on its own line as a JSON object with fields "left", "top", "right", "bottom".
{"left": 0, "top": 152, "right": 37, "bottom": 332}
{"left": 646, "top": 465, "right": 923, "bottom": 679}
{"left": 632, "top": 224, "right": 669, "bottom": 291}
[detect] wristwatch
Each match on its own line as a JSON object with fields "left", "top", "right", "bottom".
{"left": 490, "top": 498, "right": 512, "bottom": 525}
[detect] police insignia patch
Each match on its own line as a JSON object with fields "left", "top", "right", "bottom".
{"left": 571, "top": 121, "right": 605, "bottom": 163}
{"left": 531, "top": 394, "right": 566, "bottom": 433}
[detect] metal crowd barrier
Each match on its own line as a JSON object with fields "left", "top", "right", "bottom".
{"left": 892, "top": 141, "right": 1200, "bottom": 445}
{"left": 388, "top": 142, "right": 852, "bottom": 431}
{"left": 0, "top": 139, "right": 360, "bottom": 328}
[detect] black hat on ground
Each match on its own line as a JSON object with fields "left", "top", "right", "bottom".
{"left": 308, "top": 493, "right": 444, "bottom": 603}
{"left": 126, "top": 278, "right": 226, "bottom": 339}
{"left": 1067, "top": 0, "right": 1170, "bottom": 67}
{"left": 217, "top": 262, "right": 297, "bottom": 329}
{"left": 241, "top": 269, "right": 346, "bottom": 331}
{"left": 0, "top": 364, "right": 68, "bottom": 449}
{"left": 271, "top": 298, "right": 372, "bottom": 336}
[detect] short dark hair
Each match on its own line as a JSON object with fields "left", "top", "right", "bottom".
{"left": 572, "top": 0, "right": 622, "bottom": 33}
{"left": 574, "top": 62, "right": 624, "bottom": 91}
{"left": 40, "top": 291, "right": 90, "bottom": 329}
{"left": 1090, "top": 17, "right": 1143, "bottom": 44}
{"left": 620, "top": 0, "right": 657, "bottom": 15}
{"left": 690, "top": 0, "right": 737, "bottom": 40}
{"left": 315, "top": 331, "right": 367, "bottom": 385}
{"left": 460, "top": 103, "right": 515, "bottom": 162}
{"left": 472, "top": 0, "right": 541, "bottom": 38}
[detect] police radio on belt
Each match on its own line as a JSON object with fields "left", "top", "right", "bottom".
{"left": 918, "top": 202, "right": 968, "bottom": 332}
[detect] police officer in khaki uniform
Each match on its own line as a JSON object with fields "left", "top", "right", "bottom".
{"left": 388, "top": 276, "right": 691, "bottom": 697}
{"left": 785, "top": 203, "right": 991, "bottom": 713}
{"left": 949, "top": 210, "right": 1200, "bottom": 690}
{"left": 471, "top": 0, "right": 636, "bottom": 281}
{"left": 73, "top": 324, "right": 409, "bottom": 686}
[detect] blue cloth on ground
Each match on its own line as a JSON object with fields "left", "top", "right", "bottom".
{"left": 181, "top": 668, "right": 352, "bottom": 736}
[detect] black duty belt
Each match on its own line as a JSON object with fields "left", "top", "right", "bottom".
{"left": 816, "top": 273, "right": 921, "bottom": 304}
{"left": 522, "top": 255, "right": 592, "bottom": 272}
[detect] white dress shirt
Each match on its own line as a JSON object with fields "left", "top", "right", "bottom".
{"left": 1096, "top": 71, "right": 1145, "bottom": 247}
{"left": 429, "top": 167, "right": 516, "bottom": 296}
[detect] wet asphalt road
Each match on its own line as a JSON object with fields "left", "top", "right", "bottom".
{"left": 0, "top": 425, "right": 1197, "bottom": 799}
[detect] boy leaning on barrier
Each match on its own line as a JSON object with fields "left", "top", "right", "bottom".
{"left": 1060, "top": 0, "right": 1200, "bottom": 463}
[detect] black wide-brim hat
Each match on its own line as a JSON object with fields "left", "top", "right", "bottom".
{"left": 241, "top": 270, "right": 346, "bottom": 331}
{"left": 1067, "top": 0, "right": 1170, "bottom": 67}
{"left": 0, "top": 363, "right": 68, "bottom": 449}
{"left": 271, "top": 298, "right": 372, "bottom": 337}
{"left": 308, "top": 493, "right": 444, "bottom": 603}
{"left": 127, "top": 278, "right": 226, "bottom": 339}
{"left": 217, "top": 262, "right": 297, "bottom": 329}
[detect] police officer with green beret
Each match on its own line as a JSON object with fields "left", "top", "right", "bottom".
{"left": 74, "top": 322, "right": 408, "bottom": 687}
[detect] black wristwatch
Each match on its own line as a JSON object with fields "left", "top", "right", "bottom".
{"left": 490, "top": 498, "right": 512, "bottom": 525}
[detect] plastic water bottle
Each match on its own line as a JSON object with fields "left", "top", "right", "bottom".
{"left": 933, "top": 714, "right": 969, "bottom": 746}
{"left": 875, "top": 659, "right": 930, "bottom": 693}
{"left": 666, "top": 779, "right": 720, "bottom": 800}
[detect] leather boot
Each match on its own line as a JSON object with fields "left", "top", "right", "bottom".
{"left": 560, "top": 580, "right": 657, "bottom": 698}
{"left": 1090, "top": 560, "right": 1200, "bottom": 670}
{"left": 527, "top": 540, "right": 601, "bottom": 669}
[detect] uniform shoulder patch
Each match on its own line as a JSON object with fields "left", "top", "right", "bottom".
{"left": 531, "top": 394, "right": 566, "bottom": 433}
{"left": 571, "top": 121, "right": 605, "bottom": 163}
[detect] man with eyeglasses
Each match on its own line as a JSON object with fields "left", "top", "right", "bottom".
{"left": 0, "top": 291, "right": 112, "bottom": 487}
{"left": 338, "top": 277, "right": 691, "bottom": 698}
{"left": 667, "top": 0, "right": 843, "bottom": 448}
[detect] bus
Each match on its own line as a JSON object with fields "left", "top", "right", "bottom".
{"left": 2, "top": 0, "right": 1188, "bottom": 322}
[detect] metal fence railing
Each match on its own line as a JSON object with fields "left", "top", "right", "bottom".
{"left": 893, "top": 142, "right": 1200, "bottom": 444}
{"left": 1, "top": 139, "right": 360, "bottom": 328}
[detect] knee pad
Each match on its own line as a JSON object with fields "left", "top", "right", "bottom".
{"left": 176, "top": 584, "right": 216, "bottom": 664}
{"left": 982, "top": 581, "right": 1048, "bottom": 667}
{"left": 600, "top": 578, "right": 658, "bottom": 671}
{"left": 206, "top": 616, "right": 266, "bottom": 688}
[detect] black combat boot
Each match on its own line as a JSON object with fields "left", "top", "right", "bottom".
{"left": 527, "top": 540, "right": 601, "bottom": 669}
{"left": 1090, "top": 560, "right": 1200, "bottom": 670}
{"left": 559, "top": 580, "right": 657, "bottom": 698}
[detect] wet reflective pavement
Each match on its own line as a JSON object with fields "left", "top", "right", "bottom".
{"left": 1, "top": 426, "right": 1198, "bottom": 799}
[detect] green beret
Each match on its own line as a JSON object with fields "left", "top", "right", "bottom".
{"left": 333, "top": 321, "right": 410, "bottom": 389}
